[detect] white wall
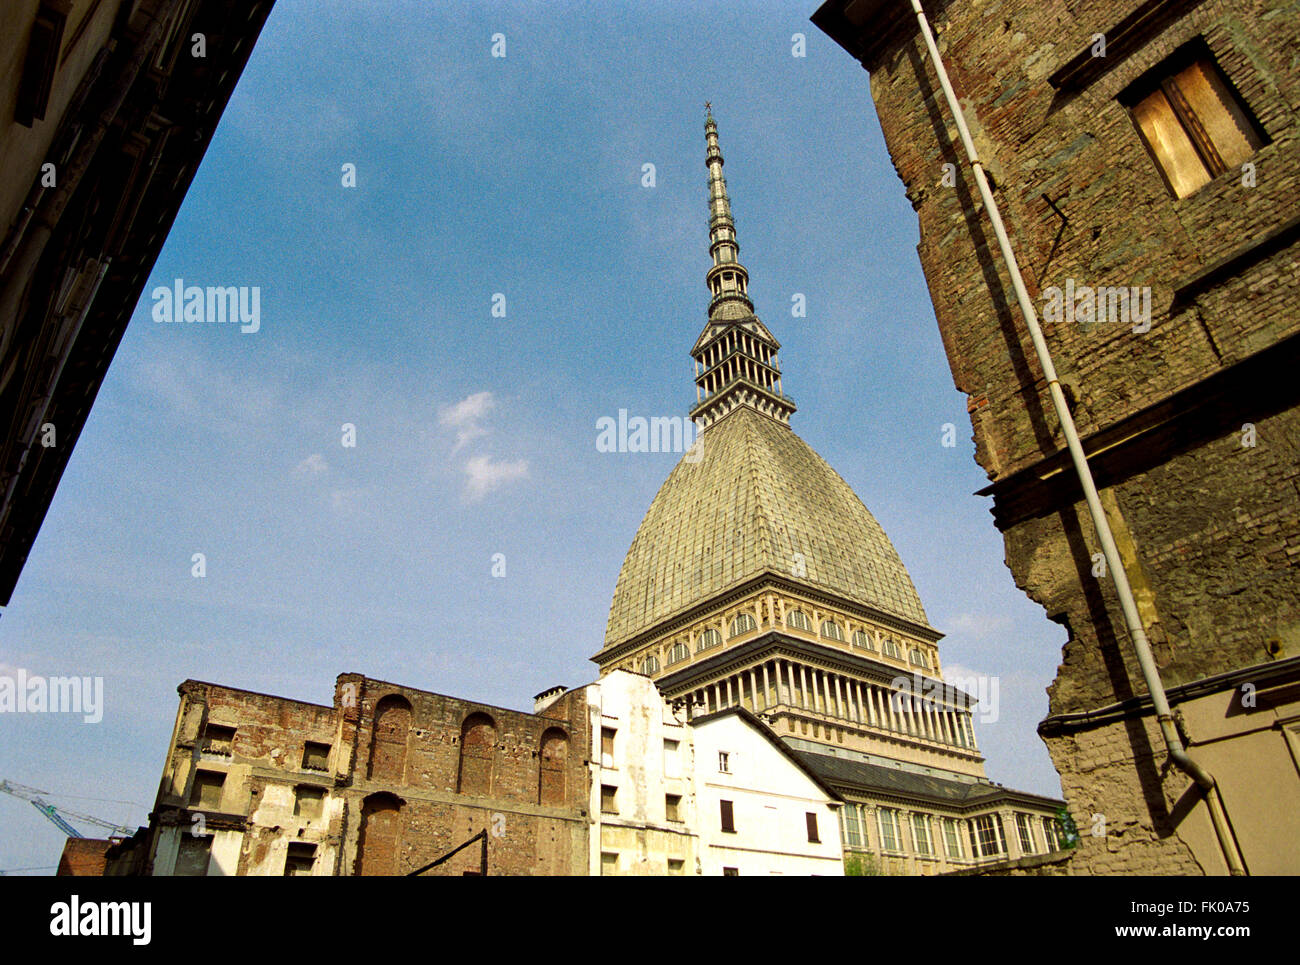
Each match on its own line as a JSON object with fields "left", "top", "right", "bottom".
{"left": 585, "top": 670, "right": 697, "bottom": 875}
{"left": 692, "top": 714, "right": 843, "bottom": 876}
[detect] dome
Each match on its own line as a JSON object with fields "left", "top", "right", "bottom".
{"left": 602, "top": 405, "right": 932, "bottom": 651}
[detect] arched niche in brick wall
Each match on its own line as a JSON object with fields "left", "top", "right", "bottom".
{"left": 355, "top": 792, "right": 405, "bottom": 876}
{"left": 458, "top": 712, "right": 497, "bottom": 796}
{"left": 538, "top": 727, "right": 569, "bottom": 806}
{"left": 368, "top": 694, "right": 413, "bottom": 783}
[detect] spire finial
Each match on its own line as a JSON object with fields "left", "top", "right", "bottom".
{"left": 689, "top": 109, "right": 796, "bottom": 431}
{"left": 702, "top": 107, "right": 751, "bottom": 319}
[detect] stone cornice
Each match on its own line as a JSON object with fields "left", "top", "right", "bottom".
{"left": 596, "top": 571, "right": 943, "bottom": 666}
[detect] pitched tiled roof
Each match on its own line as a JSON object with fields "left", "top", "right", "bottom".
{"left": 793, "top": 750, "right": 1005, "bottom": 805}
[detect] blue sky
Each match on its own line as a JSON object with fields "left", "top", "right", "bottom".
{"left": 0, "top": 0, "right": 1067, "bottom": 873}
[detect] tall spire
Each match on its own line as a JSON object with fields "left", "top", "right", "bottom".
{"left": 704, "top": 103, "right": 753, "bottom": 319}
{"left": 690, "top": 106, "right": 796, "bottom": 431}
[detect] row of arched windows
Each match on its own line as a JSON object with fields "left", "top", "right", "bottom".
{"left": 366, "top": 695, "right": 570, "bottom": 805}
{"left": 637, "top": 606, "right": 934, "bottom": 674}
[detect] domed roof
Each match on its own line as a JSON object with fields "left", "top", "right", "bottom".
{"left": 602, "top": 405, "right": 932, "bottom": 651}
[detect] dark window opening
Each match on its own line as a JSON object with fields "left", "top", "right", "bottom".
{"left": 302, "top": 741, "right": 330, "bottom": 772}
{"left": 283, "top": 842, "right": 316, "bottom": 876}
{"left": 200, "top": 724, "right": 235, "bottom": 757}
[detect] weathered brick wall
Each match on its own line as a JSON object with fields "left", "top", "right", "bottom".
{"left": 56, "top": 838, "right": 112, "bottom": 876}
{"left": 838, "top": 0, "right": 1300, "bottom": 873}
{"left": 157, "top": 677, "right": 590, "bottom": 875}
{"left": 339, "top": 675, "right": 590, "bottom": 876}
{"left": 868, "top": 0, "right": 1299, "bottom": 477}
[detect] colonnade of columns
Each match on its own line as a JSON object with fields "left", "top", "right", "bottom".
{"left": 681, "top": 657, "right": 976, "bottom": 751}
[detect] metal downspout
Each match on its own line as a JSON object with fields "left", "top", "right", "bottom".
{"left": 906, "top": 0, "right": 1246, "bottom": 875}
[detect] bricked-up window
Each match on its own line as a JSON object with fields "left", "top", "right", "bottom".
{"left": 806, "top": 812, "right": 820, "bottom": 843}
{"left": 189, "top": 770, "right": 225, "bottom": 810}
{"left": 601, "top": 727, "right": 616, "bottom": 768}
{"left": 302, "top": 741, "right": 330, "bottom": 772}
{"left": 1125, "top": 42, "right": 1268, "bottom": 198}
{"left": 1016, "top": 813, "right": 1037, "bottom": 854}
{"left": 174, "top": 835, "right": 212, "bottom": 876}
{"left": 369, "top": 694, "right": 413, "bottom": 783}
{"left": 458, "top": 712, "right": 497, "bottom": 796}
{"left": 356, "top": 793, "right": 403, "bottom": 876}
{"left": 664, "top": 739, "right": 680, "bottom": 778}
{"left": 283, "top": 842, "right": 316, "bottom": 876}
{"left": 601, "top": 784, "right": 618, "bottom": 814}
{"left": 601, "top": 852, "right": 618, "bottom": 874}
{"left": 666, "top": 794, "right": 681, "bottom": 822}
{"left": 538, "top": 728, "right": 569, "bottom": 806}
{"left": 200, "top": 724, "right": 235, "bottom": 756}
{"left": 294, "top": 785, "right": 325, "bottom": 820}
{"left": 720, "top": 799, "right": 735, "bottom": 833}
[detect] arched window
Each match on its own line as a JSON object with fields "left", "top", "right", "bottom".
{"left": 852, "top": 630, "right": 874, "bottom": 651}
{"left": 786, "top": 609, "right": 812, "bottom": 632}
{"left": 368, "top": 694, "right": 412, "bottom": 783}
{"left": 641, "top": 654, "right": 660, "bottom": 674}
{"left": 909, "top": 648, "right": 930, "bottom": 669}
{"left": 697, "top": 628, "right": 721, "bottom": 651}
{"left": 355, "top": 792, "right": 404, "bottom": 876}
{"left": 458, "top": 713, "right": 497, "bottom": 796}
{"left": 882, "top": 637, "right": 901, "bottom": 659}
{"left": 820, "top": 620, "right": 844, "bottom": 641}
{"left": 729, "top": 613, "right": 756, "bottom": 638}
{"left": 538, "top": 728, "right": 569, "bottom": 806}
{"left": 668, "top": 642, "right": 690, "bottom": 665}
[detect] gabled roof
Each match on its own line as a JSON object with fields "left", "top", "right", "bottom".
{"left": 691, "top": 706, "right": 843, "bottom": 803}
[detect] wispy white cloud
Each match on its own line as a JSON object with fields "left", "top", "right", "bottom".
{"left": 294, "top": 453, "right": 329, "bottom": 475}
{"left": 125, "top": 351, "right": 281, "bottom": 440}
{"left": 463, "top": 454, "right": 529, "bottom": 501}
{"left": 439, "top": 390, "right": 495, "bottom": 453}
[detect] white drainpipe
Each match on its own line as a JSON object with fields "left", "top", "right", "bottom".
{"left": 906, "top": 0, "right": 1246, "bottom": 875}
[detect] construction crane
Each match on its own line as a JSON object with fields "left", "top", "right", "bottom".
{"left": 0, "top": 779, "right": 138, "bottom": 839}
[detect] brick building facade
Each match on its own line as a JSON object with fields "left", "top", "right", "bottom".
{"left": 125, "top": 674, "right": 590, "bottom": 875}
{"left": 813, "top": 0, "right": 1300, "bottom": 873}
